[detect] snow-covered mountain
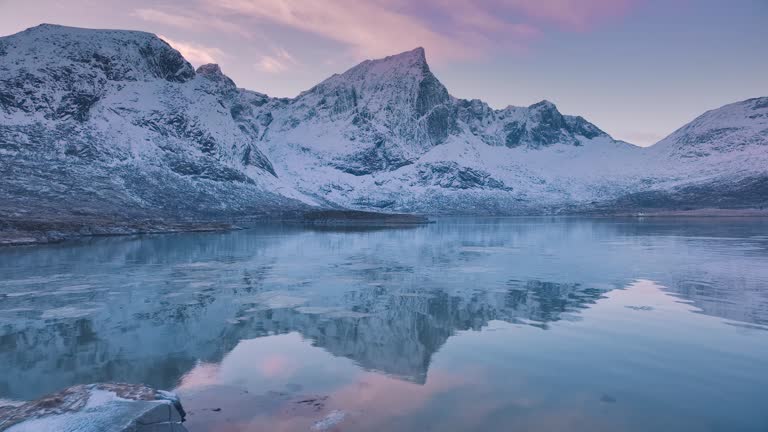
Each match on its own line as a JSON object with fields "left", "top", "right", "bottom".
{"left": 1, "top": 24, "right": 766, "bottom": 223}
{"left": 0, "top": 24, "right": 309, "bottom": 226}
{"left": 249, "top": 45, "right": 767, "bottom": 213}
{"left": 250, "top": 46, "right": 646, "bottom": 212}
{"left": 655, "top": 97, "right": 768, "bottom": 159}
{"left": 606, "top": 97, "right": 768, "bottom": 210}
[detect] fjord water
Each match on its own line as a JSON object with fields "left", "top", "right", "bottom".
{"left": 1, "top": 218, "right": 767, "bottom": 431}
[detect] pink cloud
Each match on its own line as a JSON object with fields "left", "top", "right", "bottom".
{"left": 256, "top": 47, "right": 300, "bottom": 73}
{"left": 133, "top": 7, "right": 253, "bottom": 38}
{"left": 207, "top": 0, "right": 635, "bottom": 62}
{"left": 156, "top": 0, "right": 637, "bottom": 65}
{"left": 499, "top": 0, "right": 636, "bottom": 30}
{"left": 210, "top": 0, "right": 482, "bottom": 63}
{"left": 158, "top": 34, "right": 224, "bottom": 66}
{"left": 176, "top": 362, "right": 221, "bottom": 389}
{"left": 257, "top": 353, "right": 297, "bottom": 378}
{"left": 330, "top": 370, "right": 471, "bottom": 422}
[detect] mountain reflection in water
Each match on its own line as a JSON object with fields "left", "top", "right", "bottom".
{"left": 1, "top": 218, "right": 767, "bottom": 431}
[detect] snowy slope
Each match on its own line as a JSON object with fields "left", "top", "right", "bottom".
{"left": 607, "top": 97, "right": 768, "bottom": 210}
{"left": 650, "top": 97, "right": 768, "bottom": 176}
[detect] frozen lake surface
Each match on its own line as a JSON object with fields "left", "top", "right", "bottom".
{"left": 1, "top": 218, "right": 767, "bottom": 431}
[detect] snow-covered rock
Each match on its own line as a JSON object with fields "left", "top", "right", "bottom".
{"left": 0, "top": 383, "right": 187, "bottom": 432}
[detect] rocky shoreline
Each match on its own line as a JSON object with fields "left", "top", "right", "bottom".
{"left": 0, "top": 217, "right": 238, "bottom": 247}
{"left": 0, "top": 210, "right": 432, "bottom": 247}
{"left": 3, "top": 208, "right": 767, "bottom": 247}
{"left": 301, "top": 210, "right": 431, "bottom": 227}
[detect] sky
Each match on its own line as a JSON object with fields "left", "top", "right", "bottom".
{"left": 1, "top": 0, "right": 766, "bottom": 146}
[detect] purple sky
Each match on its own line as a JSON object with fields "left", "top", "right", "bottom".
{"left": 1, "top": 0, "right": 766, "bottom": 145}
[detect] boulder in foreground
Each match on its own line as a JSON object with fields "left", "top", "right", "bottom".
{"left": 0, "top": 383, "right": 187, "bottom": 432}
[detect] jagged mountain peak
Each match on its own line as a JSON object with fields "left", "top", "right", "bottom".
{"left": 196, "top": 63, "right": 236, "bottom": 90}
{"left": 526, "top": 100, "right": 565, "bottom": 125}
{"left": 196, "top": 63, "right": 223, "bottom": 76}
{"left": 289, "top": 45, "right": 452, "bottom": 145}
{"left": 308, "top": 46, "right": 436, "bottom": 96}
{"left": 376, "top": 46, "right": 427, "bottom": 66}
{"left": 527, "top": 99, "right": 565, "bottom": 125}
{"left": 349, "top": 47, "right": 428, "bottom": 75}
{"left": 454, "top": 98, "right": 608, "bottom": 149}
{"left": 263, "top": 45, "right": 454, "bottom": 176}
{"left": 529, "top": 100, "right": 558, "bottom": 110}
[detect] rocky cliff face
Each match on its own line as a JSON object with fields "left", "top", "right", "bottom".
{"left": 251, "top": 47, "right": 457, "bottom": 178}
{"left": 457, "top": 99, "right": 606, "bottom": 149}
{"left": 1, "top": 24, "right": 766, "bottom": 221}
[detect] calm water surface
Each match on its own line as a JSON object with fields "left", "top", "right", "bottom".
{"left": 1, "top": 218, "right": 767, "bottom": 431}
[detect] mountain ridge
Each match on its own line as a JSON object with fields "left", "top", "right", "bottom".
{"left": 1, "top": 24, "right": 766, "bottom": 243}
